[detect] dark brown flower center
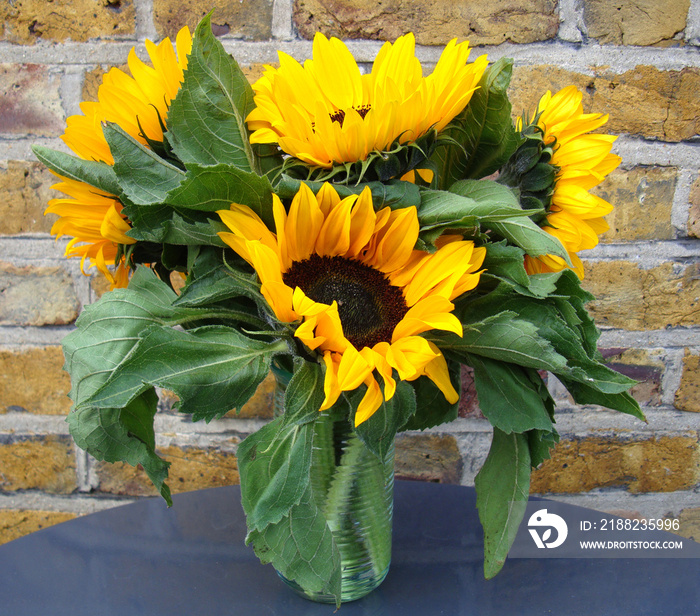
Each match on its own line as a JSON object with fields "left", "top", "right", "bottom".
{"left": 329, "top": 105, "right": 372, "bottom": 128}
{"left": 283, "top": 254, "right": 408, "bottom": 349}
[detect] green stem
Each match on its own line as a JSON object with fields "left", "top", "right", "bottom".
{"left": 322, "top": 433, "right": 372, "bottom": 567}
{"left": 355, "top": 451, "right": 394, "bottom": 577}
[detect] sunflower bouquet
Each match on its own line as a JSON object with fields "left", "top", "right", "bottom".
{"left": 36, "top": 14, "right": 643, "bottom": 606}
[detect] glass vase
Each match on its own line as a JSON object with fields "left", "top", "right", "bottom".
{"left": 276, "top": 404, "right": 395, "bottom": 603}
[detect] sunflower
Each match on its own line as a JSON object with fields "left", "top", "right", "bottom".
{"left": 522, "top": 85, "right": 620, "bottom": 279}
{"left": 217, "top": 183, "right": 486, "bottom": 425}
{"left": 47, "top": 28, "right": 192, "bottom": 288}
{"left": 246, "top": 32, "right": 488, "bottom": 170}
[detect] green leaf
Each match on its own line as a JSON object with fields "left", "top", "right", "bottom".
{"left": 237, "top": 416, "right": 314, "bottom": 531}
{"left": 66, "top": 390, "right": 172, "bottom": 505}
{"left": 488, "top": 215, "right": 571, "bottom": 263}
{"left": 246, "top": 485, "right": 341, "bottom": 607}
{"left": 467, "top": 354, "right": 554, "bottom": 434}
{"left": 63, "top": 267, "right": 263, "bottom": 410}
{"left": 557, "top": 378, "right": 646, "bottom": 421}
{"left": 282, "top": 360, "right": 326, "bottom": 427}
{"left": 418, "top": 183, "right": 533, "bottom": 243}
{"left": 32, "top": 145, "right": 123, "bottom": 197}
{"left": 174, "top": 259, "right": 267, "bottom": 309}
{"left": 432, "top": 57, "right": 520, "bottom": 187}
{"left": 448, "top": 179, "right": 524, "bottom": 211}
{"left": 62, "top": 267, "right": 179, "bottom": 407}
{"left": 475, "top": 427, "right": 531, "bottom": 579}
{"left": 276, "top": 176, "right": 422, "bottom": 210}
{"left": 84, "top": 324, "right": 286, "bottom": 422}
{"left": 353, "top": 381, "right": 416, "bottom": 461}
{"left": 123, "top": 204, "right": 226, "bottom": 246}
{"left": 166, "top": 14, "right": 257, "bottom": 171}
{"left": 165, "top": 163, "right": 274, "bottom": 226}
{"left": 432, "top": 312, "right": 568, "bottom": 373}
{"left": 401, "top": 362, "right": 461, "bottom": 431}
{"left": 553, "top": 270, "right": 599, "bottom": 358}
{"left": 103, "top": 123, "right": 185, "bottom": 205}
{"left": 566, "top": 360, "right": 638, "bottom": 394}
{"left": 481, "top": 241, "right": 531, "bottom": 289}
{"left": 528, "top": 427, "right": 560, "bottom": 469}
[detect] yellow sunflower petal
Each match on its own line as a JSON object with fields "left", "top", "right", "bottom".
{"left": 363, "top": 206, "right": 419, "bottom": 273}
{"left": 423, "top": 342, "right": 459, "bottom": 403}
{"left": 285, "top": 182, "right": 324, "bottom": 262}
{"left": 354, "top": 375, "right": 384, "bottom": 426}
{"left": 319, "top": 351, "right": 342, "bottom": 411}
{"left": 385, "top": 336, "right": 439, "bottom": 381}
{"left": 391, "top": 295, "right": 461, "bottom": 341}
{"left": 336, "top": 344, "right": 374, "bottom": 391}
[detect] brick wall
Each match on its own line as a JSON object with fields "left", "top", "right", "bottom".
{"left": 1, "top": 0, "right": 700, "bottom": 545}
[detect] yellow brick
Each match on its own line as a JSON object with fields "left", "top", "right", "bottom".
{"left": 0, "top": 436, "right": 77, "bottom": 494}
{"left": 583, "top": 0, "right": 690, "bottom": 46}
{"left": 583, "top": 261, "right": 700, "bottom": 330}
{"left": 154, "top": 0, "right": 273, "bottom": 40}
{"left": 395, "top": 434, "right": 463, "bottom": 483}
{"left": 531, "top": 436, "right": 700, "bottom": 494}
{"left": 0, "top": 0, "right": 135, "bottom": 45}
{"left": 95, "top": 443, "right": 240, "bottom": 497}
{"left": 0, "top": 347, "right": 71, "bottom": 415}
{"left": 677, "top": 507, "right": 700, "bottom": 543}
{"left": 675, "top": 350, "right": 700, "bottom": 413}
{"left": 294, "top": 0, "right": 558, "bottom": 46}
{"left": 0, "top": 161, "right": 58, "bottom": 235}
{"left": 0, "top": 509, "right": 77, "bottom": 545}
{"left": 594, "top": 167, "right": 677, "bottom": 242}
{"left": 688, "top": 172, "right": 700, "bottom": 239}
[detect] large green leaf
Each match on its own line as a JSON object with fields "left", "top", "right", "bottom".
{"left": 475, "top": 427, "right": 531, "bottom": 579}
{"left": 353, "top": 380, "right": 417, "bottom": 462}
{"left": 237, "top": 416, "right": 314, "bottom": 531}
{"left": 431, "top": 312, "right": 568, "bottom": 373}
{"left": 418, "top": 183, "right": 533, "bottom": 243}
{"left": 63, "top": 267, "right": 178, "bottom": 406}
{"left": 454, "top": 280, "right": 642, "bottom": 408}
{"left": 246, "top": 485, "right": 341, "bottom": 607}
{"left": 481, "top": 241, "right": 531, "bottom": 289}
{"left": 63, "top": 267, "right": 265, "bottom": 410}
{"left": 558, "top": 378, "right": 646, "bottom": 420}
{"left": 66, "top": 390, "right": 172, "bottom": 505}
{"left": 32, "top": 145, "right": 123, "bottom": 197}
{"left": 166, "top": 14, "right": 257, "bottom": 171}
{"left": 431, "top": 57, "right": 520, "bottom": 187}
{"left": 83, "top": 324, "right": 287, "bottom": 422}
{"left": 166, "top": 163, "right": 274, "bottom": 225}
{"left": 282, "top": 360, "right": 326, "bottom": 427}
{"left": 467, "top": 354, "right": 554, "bottom": 434}
{"left": 103, "top": 123, "right": 185, "bottom": 205}
{"left": 488, "top": 216, "right": 571, "bottom": 262}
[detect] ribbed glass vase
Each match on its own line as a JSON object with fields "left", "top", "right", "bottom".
{"left": 276, "top": 403, "right": 395, "bottom": 603}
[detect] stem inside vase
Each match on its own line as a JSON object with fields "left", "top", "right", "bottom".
{"left": 277, "top": 407, "right": 395, "bottom": 603}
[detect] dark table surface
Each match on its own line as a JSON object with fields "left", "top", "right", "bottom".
{"left": 1, "top": 481, "right": 698, "bottom": 615}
